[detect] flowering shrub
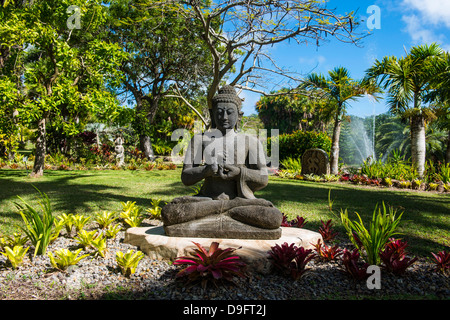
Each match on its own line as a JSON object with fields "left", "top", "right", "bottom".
{"left": 379, "top": 238, "right": 417, "bottom": 275}
{"left": 174, "top": 242, "right": 246, "bottom": 289}
{"left": 268, "top": 242, "right": 315, "bottom": 280}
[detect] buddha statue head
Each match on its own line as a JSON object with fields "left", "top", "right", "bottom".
{"left": 210, "top": 85, "right": 244, "bottom": 132}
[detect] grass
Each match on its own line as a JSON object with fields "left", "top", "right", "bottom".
{"left": 0, "top": 168, "right": 448, "bottom": 257}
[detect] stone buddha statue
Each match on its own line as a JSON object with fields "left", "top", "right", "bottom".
{"left": 161, "top": 85, "right": 282, "bottom": 240}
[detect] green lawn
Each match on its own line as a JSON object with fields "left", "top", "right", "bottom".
{"left": 0, "top": 168, "right": 448, "bottom": 257}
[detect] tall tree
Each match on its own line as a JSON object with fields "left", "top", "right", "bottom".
{"left": 365, "top": 43, "right": 444, "bottom": 177}
{"left": 151, "top": 0, "right": 365, "bottom": 124}
{"left": 1, "top": 0, "right": 126, "bottom": 176}
{"left": 256, "top": 88, "right": 333, "bottom": 134}
{"left": 300, "top": 67, "right": 381, "bottom": 174}
{"left": 427, "top": 51, "right": 450, "bottom": 163}
{"left": 107, "top": 0, "right": 213, "bottom": 159}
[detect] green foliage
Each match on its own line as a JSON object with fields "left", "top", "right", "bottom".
{"left": 269, "top": 130, "right": 331, "bottom": 162}
{"left": 57, "top": 213, "right": 75, "bottom": 237}
{"left": 91, "top": 236, "right": 107, "bottom": 258}
{"left": 72, "top": 215, "right": 91, "bottom": 233}
{"left": 74, "top": 230, "right": 98, "bottom": 250}
{"left": 48, "top": 248, "right": 89, "bottom": 271}
{"left": 94, "top": 211, "right": 117, "bottom": 229}
{"left": 146, "top": 198, "right": 163, "bottom": 220}
{"left": 104, "top": 224, "right": 122, "bottom": 239}
{"left": 340, "top": 202, "right": 404, "bottom": 265}
{"left": 280, "top": 157, "right": 302, "bottom": 172}
{"left": 0, "top": 232, "right": 28, "bottom": 250}
{"left": 1, "top": 245, "right": 29, "bottom": 269}
{"left": 115, "top": 249, "right": 145, "bottom": 277}
{"left": 120, "top": 201, "right": 144, "bottom": 228}
{"left": 14, "top": 188, "right": 55, "bottom": 256}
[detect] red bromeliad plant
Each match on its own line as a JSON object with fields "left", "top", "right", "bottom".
{"left": 268, "top": 242, "right": 299, "bottom": 275}
{"left": 318, "top": 219, "right": 338, "bottom": 242}
{"left": 268, "top": 242, "right": 315, "bottom": 280}
{"left": 312, "top": 239, "right": 343, "bottom": 261}
{"left": 174, "top": 242, "right": 246, "bottom": 289}
{"left": 281, "top": 214, "right": 307, "bottom": 228}
{"left": 341, "top": 248, "right": 370, "bottom": 281}
{"left": 290, "top": 247, "right": 316, "bottom": 280}
{"left": 379, "top": 238, "right": 417, "bottom": 275}
{"left": 431, "top": 251, "right": 450, "bottom": 274}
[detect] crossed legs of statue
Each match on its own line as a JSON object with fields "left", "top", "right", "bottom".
{"left": 161, "top": 196, "right": 283, "bottom": 239}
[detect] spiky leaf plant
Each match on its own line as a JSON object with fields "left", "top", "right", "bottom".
{"left": 174, "top": 242, "right": 246, "bottom": 289}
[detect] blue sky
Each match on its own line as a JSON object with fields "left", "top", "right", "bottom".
{"left": 238, "top": 0, "right": 450, "bottom": 118}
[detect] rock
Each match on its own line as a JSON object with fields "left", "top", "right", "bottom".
{"left": 124, "top": 226, "right": 322, "bottom": 274}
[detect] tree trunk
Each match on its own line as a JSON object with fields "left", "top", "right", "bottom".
{"left": 140, "top": 135, "right": 155, "bottom": 160}
{"left": 330, "top": 114, "right": 342, "bottom": 175}
{"left": 31, "top": 117, "right": 46, "bottom": 177}
{"left": 446, "top": 130, "right": 450, "bottom": 164}
{"left": 410, "top": 115, "right": 426, "bottom": 178}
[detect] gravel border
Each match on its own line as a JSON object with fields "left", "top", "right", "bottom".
{"left": 0, "top": 224, "right": 448, "bottom": 301}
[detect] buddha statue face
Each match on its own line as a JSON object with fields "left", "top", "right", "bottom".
{"left": 212, "top": 102, "right": 239, "bottom": 132}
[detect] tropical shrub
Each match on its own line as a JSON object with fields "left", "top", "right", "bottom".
{"left": 312, "top": 239, "right": 342, "bottom": 261}
{"left": 1, "top": 245, "right": 29, "bottom": 269}
{"left": 146, "top": 199, "right": 163, "bottom": 220}
{"left": 72, "top": 214, "right": 91, "bottom": 233}
{"left": 280, "top": 157, "right": 302, "bottom": 172}
{"left": 74, "top": 230, "right": 98, "bottom": 249}
{"left": 48, "top": 248, "right": 89, "bottom": 271}
{"left": 116, "top": 249, "right": 145, "bottom": 277}
{"left": 91, "top": 236, "right": 107, "bottom": 258}
{"left": 57, "top": 213, "right": 75, "bottom": 237}
{"left": 120, "top": 201, "right": 144, "bottom": 228}
{"left": 430, "top": 250, "right": 449, "bottom": 274}
{"left": 0, "top": 232, "right": 28, "bottom": 250}
{"left": 379, "top": 238, "right": 417, "bottom": 275}
{"left": 269, "top": 130, "right": 331, "bottom": 162}
{"left": 290, "top": 247, "right": 316, "bottom": 280}
{"left": 104, "top": 224, "right": 122, "bottom": 239}
{"left": 281, "top": 214, "right": 307, "bottom": 228}
{"left": 318, "top": 219, "right": 338, "bottom": 242}
{"left": 174, "top": 241, "right": 246, "bottom": 289}
{"left": 94, "top": 211, "right": 117, "bottom": 229}
{"left": 15, "top": 188, "right": 55, "bottom": 256}
{"left": 341, "top": 248, "right": 370, "bottom": 281}
{"left": 340, "top": 202, "right": 403, "bottom": 265}
{"left": 268, "top": 242, "right": 315, "bottom": 280}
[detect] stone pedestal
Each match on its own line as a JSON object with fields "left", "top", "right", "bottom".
{"left": 124, "top": 226, "right": 322, "bottom": 274}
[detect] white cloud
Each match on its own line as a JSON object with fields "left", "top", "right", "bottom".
{"left": 402, "top": 14, "right": 444, "bottom": 44}
{"left": 401, "top": 0, "right": 450, "bottom": 51}
{"left": 403, "top": 0, "right": 450, "bottom": 28}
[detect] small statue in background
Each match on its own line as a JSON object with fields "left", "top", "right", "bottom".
{"left": 114, "top": 136, "right": 125, "bottom": 167}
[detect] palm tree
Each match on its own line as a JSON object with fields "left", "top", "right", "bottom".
{"left": 300, "top": 67, "right": 381, "bottom": 174}
{"left": 365, "top": 43, "right": 444, "bottom": 177}
{"left": 427, "top": 51, "right": 450, "bottom": 163}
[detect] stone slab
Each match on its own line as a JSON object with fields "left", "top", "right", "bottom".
{"left": 124, "top": 226, "right": 322, "bottom": 274}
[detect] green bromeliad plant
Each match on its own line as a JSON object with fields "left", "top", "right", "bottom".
{"left": 48, "top": 248, "right": 90, "bottom": 271}
{"left": 1, "top": 245, "right": 29, "bottom": 269}
{"left": 120, "top": 201, "right": 144, "bottom": 228}
{"left": 116, "top": 249, "right": 145, "bottom": 277}
{"left": 94, "top": 211, "right": 117, "bottom": 229}
{"left": 340, "top": 202, "right": 404, "bottom": 265}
